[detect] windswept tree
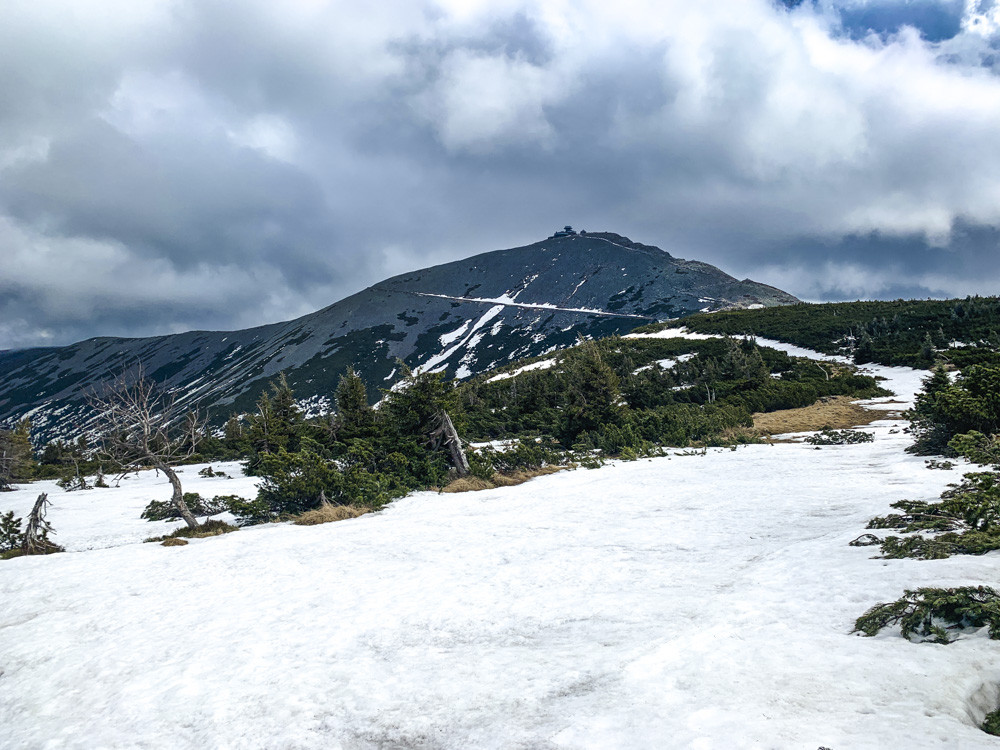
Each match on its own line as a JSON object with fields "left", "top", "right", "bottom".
{"left": 89, "top": 371, "right": 203, "bottom": 529}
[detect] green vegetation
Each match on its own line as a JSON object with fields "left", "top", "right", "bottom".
{"left": 908, "top": 365, "right": 1000, "bottom": 455}
{"left": 982, "top": 707, "right": 1000, "bottom": 736}
{"left": 0, "top": 511, "right": 23, "bottom": 554}
{"left": 3, "top": 331, "right": 887, "bottom": 527}
{"left": 227, "top": 366, "right": 469, "bottom": 524}
{"left": 668, "top": 296, "right": 1000, "bottom": 369}
{"left": 457, "top": 335, "right": 885, "bottom": 454}
{"left": 141, "top": 492, "right": 233, "bottom": 522}
{"left": 865, "top": 466, "right": 1000, "bottom": 560}
{"left": 0, "top": 419, "right": 35, "bottom": 490}
{"left": 857, "top": 359, "right": 1000, "bottom": 559}
{"left": 197, "top": 334, "right": 882, "bottom": 525}
{"left": 805, "top": 428, "right": 874, "bottom": 445}
{"left": 854, "top": 587, "right": 1000, "bottom": 644}
{"left": 144, "top": 518, "right": 239, "bottom": 543}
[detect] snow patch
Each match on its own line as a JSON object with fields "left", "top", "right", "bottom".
{"left": 623, "top": 327, "right": 718, "bottom": 341}
{"left": 416, "top": 305, "right": 505, "bottom": 375}
{"left": 439, "top": 320, "right": 472, "bottom": 347}
{"left": 412, "top": 292, "right": 653, "bottom": 321}
{"left": 633, "top": 353, "right": 695, "bottom": 374}
{"left": 486, "top": 359, "right": 557, "bottom": 383}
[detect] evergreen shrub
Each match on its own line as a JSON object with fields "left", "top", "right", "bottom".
{"left": 806, "top": 428, "right": 874, "bottom": 445}
{"left": 854, "top": 587, "right": 1000, "bottom": 644}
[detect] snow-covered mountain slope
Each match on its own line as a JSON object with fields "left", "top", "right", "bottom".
{"left": 0, "top": 231, "right": 797, "bottom": 441}
{"left": 3, "top": 341, "right": 1000, "bottom": 749}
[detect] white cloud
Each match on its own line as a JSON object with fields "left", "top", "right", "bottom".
{"left": 418, "top": 49, "right": 565, "bottom": 152}
{"left": 4, "top": 0, "right": 1000, "bottom": 346}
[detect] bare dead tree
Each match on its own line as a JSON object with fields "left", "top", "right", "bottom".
{"left": 88, "top": 369, "right": 203, "bottom": 529}
{"left": 21, "top": 493, "right": 63, "bottom": 555}
{"left": 428, "top": 410, "right": 470, "bottom": 477}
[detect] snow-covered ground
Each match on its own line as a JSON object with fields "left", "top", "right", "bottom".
{"left": 3, "top": 341, "right": 1000, "bottom": 749}
{"left": 0, "top": 461, "right": 257, "bottom": 551}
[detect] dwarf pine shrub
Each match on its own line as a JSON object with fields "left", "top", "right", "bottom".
{"left": 854, "top": 587, "right": 1000, "bottom": 644}
{"left": 144, "top": 519, "right": 238, "bottom": 542}
{"left": 806, "top": 428, "right": 874, "bottom": 445}
{"left": 864, "top": 470, "right": 1000, "bottom": 559}
{"left": 0, "top": 511, "right": 22, "bottom": 553}
{"left": 142, "top": 492, "right": 230, "bottom": 522}
{"left": 983, "top": 707, "right": 1000, "bottom": 736}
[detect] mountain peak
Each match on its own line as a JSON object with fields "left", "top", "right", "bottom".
{"left": 542, "top": 227, "right": 672, "bottom": 258}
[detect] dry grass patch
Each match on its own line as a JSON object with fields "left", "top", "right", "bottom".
{"left": 717, "top": 426, "right": 765, "bottom": 445}
{"left": 442, "top": 466, "right": 567, "bottom": 493}
{"left": 494, "top": 465, "right": 566, "bottom": 486}
{"left": 292, "top": 504, "right": 371, "bottom": 526}
{"left": 753, "top": 395, "right": 897, "bottom": 437}
{"left": 441, "top": 476, "right": 497, "bottom": 493}
{"left": 161, "top": 538, "right": 189, "bottom": 547}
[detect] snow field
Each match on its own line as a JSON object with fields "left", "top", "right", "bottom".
{"left": 2, "top": 340, "right": 999, "bottom": 748}
{"left": 0, "top": 461, "right": 257, "bottom": 551}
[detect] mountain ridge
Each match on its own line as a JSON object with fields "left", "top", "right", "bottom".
{"left": 0, "top": 230, "right": 799, "bottom": 440}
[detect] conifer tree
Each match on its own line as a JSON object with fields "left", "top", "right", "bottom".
{"left": 558, "top": 340, "right": 621, "bottom": 444}
{"left": 223, "top": 415, "right": 249, "bottom": 455}
{"left": 269, "top": 374, "right": 303, "bottom": 450}
{"left": 919, "top": 332, "right": 936, "bottom": 363}
{"left": 382, "top": 365, "right": 459, "bottom": 439}
{"left": 855, "top": 330, "right": 875, "bottom": 363}
{"left": 908, "top": 365, "right": 1000, "bottom": 455}
{"left": 245, "top": 374, "right": 305, "bottom": 473}
{"left": 0, "top": 419, "right": 35, "bottom": 490}
{"left": 335, "top": 368, "right": 374, "bottom": 437}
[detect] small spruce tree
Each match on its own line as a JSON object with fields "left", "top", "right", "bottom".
{"left": 335, "top": 368, "right": 374, "bottom": 438}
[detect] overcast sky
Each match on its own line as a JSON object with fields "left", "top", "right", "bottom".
{"left": 2, "top": 0, "right": 1000, "bottom": 349}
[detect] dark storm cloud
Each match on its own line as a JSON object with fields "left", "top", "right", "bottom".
{"left": 725, "top": 221, "right": 1000, "bottom": 302}
{"left": 0, "top": 118, "right": 340, "bottom": 284}
{"left": 2, "top": 0, "right": 1000, "bottom": 350}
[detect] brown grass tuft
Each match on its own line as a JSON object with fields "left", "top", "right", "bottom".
{"left": 442, "top": 466, "right": 567, "bottom": 493}
{"left": 161, "top": 538, "right": 189, "bottom": 547}
{"left": 753, "top": 395, "right": 900, "bottom": 438}
{"left": 441, "top": 477, "right": 496, "bottom": 493}
{"left": 489, "top": 473, "right": 523, "bottom": 487}
{"left": 292, "top": 504, "right": 371, "bottom": 526}
{"left": 717, "top": 426, "right": 765, "bottom": 445}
